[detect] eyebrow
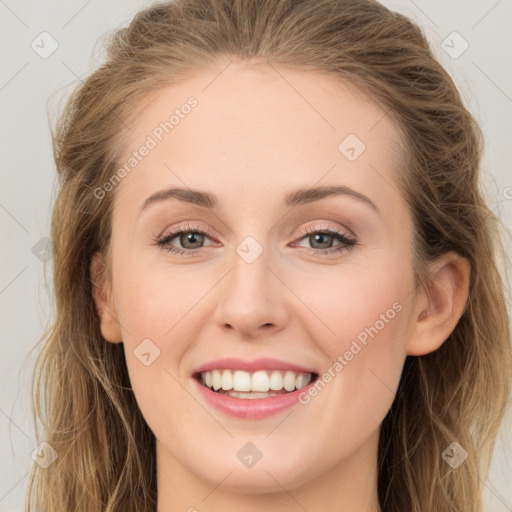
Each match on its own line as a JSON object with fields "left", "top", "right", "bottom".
{"left": 140, "top": 185, "right": 378, "bottom": 214}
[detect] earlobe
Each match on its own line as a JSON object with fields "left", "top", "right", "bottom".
{"left": 90, "top": 252, "right": 123, "bottom": 344}
{"left": 407, "top": 252, "right": 471, "bottom": 356}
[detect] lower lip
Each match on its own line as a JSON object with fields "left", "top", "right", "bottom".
{"left": 193, "top": 377, "right": 315, "bottom": 419}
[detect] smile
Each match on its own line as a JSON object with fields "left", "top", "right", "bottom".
{"left": 197, "top": 369, "right": 315, "bottom": 398}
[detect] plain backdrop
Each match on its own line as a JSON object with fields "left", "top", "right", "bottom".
{"left": 1, "top": 0, "right": 511, "bottom": 510}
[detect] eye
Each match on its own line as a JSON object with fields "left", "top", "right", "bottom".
{"left": 153, "top": 222, "right": 217, "bottom": 256}
{"left": 153, "top": 222, "right": 357, "bottom": 256}
{"left": 291, "top": 224, "right": 356, "bottom": 255}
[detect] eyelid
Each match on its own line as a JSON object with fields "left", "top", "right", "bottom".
{"left": 293, "top": 221, "right": 355, "bottom": 240}
{"left": 290, "top": 223, "right": 356, "bottom": 252}
{"left": 156, "top": 221, "right": 217, "bottom": 241}
{"left": 154, "top": 220, "right": 357, "bottom": 255}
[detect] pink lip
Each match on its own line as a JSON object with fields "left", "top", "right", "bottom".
{"left": 191, "top": 358, "right": 318, "bottom": 419}
{"left": 193, "top": 377, "right": 317, "bottom": 419}
{"left": 192, "top": 357, "right": 317, "bottom": 375}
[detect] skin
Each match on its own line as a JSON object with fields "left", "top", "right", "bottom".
{"left": 91, "top": 58, "right": 470, "bottom": 512}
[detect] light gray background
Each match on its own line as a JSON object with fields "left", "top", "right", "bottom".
{"left": 1, "top": 1, "right": 511, "bottom": 510}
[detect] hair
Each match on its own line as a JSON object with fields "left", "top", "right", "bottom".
{"left": 26, "top": 0, "right": 512, "bottom": 510}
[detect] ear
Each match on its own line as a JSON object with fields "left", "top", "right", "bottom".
{"left": 407, "top": 251, "right": 471, "bottom": 356}
{"left": 90, "top": 252, "right": 123, "bottom": 344}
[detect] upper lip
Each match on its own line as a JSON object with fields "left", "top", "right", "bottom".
{"left": 192, "top": 357, "right": 318, "bottom": 376}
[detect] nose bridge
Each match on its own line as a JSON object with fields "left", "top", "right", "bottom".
{"left": 213, "top": 234, "right": 288, "bottom": 335}
{"left": 229, "top": 234, "right": 274, "bottom": 310}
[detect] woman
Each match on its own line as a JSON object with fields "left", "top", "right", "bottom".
{"left": 27, "top": 0, "right": 512, "bottom": 510}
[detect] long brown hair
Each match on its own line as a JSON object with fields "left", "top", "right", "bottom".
{"left": 27, "top": 0, "right": 512, "bottom": 510}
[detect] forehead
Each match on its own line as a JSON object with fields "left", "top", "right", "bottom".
{"left": 113, "top": 61, "right": 404, "bottom": 218}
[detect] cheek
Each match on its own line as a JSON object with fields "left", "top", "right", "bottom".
{"left": 297, "top": 258, "right": 411, "bottom": 357}
{"left": 113, "top": 263, "right": 211, "bottom": 413}
{"left": 294, "top": 260, "right": 411, "bottom": 421}
{"left": 113, "top": 260, "right": 198, "bottom": 339}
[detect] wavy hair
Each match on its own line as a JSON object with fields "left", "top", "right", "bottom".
{"left": 27, "top": 0, "right": 511, "bottom": 510}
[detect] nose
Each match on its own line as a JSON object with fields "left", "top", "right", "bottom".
{"left": 213, "top": 244, "right": 290, "bottom": 339}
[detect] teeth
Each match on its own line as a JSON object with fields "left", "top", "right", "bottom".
{"left": 251, "top": 371, "right": 270, "bottom": 392}
{"left": 269, "top": 371, "right": 283, "bottom": 390}
{"left": 295, "top": 372, "right": 308, "bottom": 389}
{"left": 221, "top": 370, "right": 233, "bottom": 390}
{"left": 233, "top": 370, "right": 252, "bottom": 391}
{"left": 283, "top": 371, "right": 296, "bottom": 392}
{"left": 199, "top": 369, "right": 313, "bottom": 394}
{"left": 212, "top": 369, "right": 222, "bottom": 391}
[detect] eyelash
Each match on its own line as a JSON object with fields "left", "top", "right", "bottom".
{"left": 153, "top": 222, "right": 357, "bottom": 257}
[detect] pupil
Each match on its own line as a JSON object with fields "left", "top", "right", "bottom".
{"left": 182, "top": 232, "right": 203, "bottom": 248}
{"left": 312, "top": 233, "right": 331, "bottom": 249}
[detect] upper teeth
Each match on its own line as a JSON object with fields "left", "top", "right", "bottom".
{"left": 199, "top": 369, "right": 312, "bottom": 392}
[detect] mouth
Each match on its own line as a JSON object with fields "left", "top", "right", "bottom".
{"left": 194, "top": 369, "right": 319, "bottom": 399}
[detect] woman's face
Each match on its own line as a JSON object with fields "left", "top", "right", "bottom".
{"left": 98, "top": 60, "right": 421, "bottom": 496}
